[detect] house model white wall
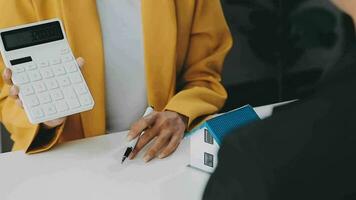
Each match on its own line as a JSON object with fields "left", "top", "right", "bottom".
{"left": 189, "top": 127, "right": 220, "bottom": 173}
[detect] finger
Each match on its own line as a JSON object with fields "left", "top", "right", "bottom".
{"left": 9, "top": 85, "right": 19, "bottom": 99}
{"left": 129, "top": 125, "right": 160, "bottom": 159}
{"left": 15, "top": 98, "right": 23, "bottom": 108}
{"left": 3, "top": 68, "right": 13, "bottom": 85}
{"left": 42, "top": 117, "right": 66, "bottom": 129}
{"left": 76, "top": 57, "right": 85, "bottom": 69}
{"left": 143, "top": 131, "right": 171, "bottom": 162}
{"left": 128, "top": 112, "right": 158, "bottom": 141}
{"left": 158, "top": 134, "right": 183, "bottom": 159}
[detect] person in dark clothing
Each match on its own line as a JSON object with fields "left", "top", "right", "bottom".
{"left": 203, "top": 4, "right": 356, "bottom": 197}
{"left": 203, "top": 41, "right": 356, "bottom": 200}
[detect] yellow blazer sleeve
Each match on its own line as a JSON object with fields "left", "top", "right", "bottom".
{"left": 165, "top": 0, "right": 233, "bottom": 128}
{"left": 0, "top": 1, "right": 64, "bottom": 153}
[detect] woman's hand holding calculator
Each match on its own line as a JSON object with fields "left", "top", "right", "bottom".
{"left": 2, "top": 57, "right": 85, "bottom": 129}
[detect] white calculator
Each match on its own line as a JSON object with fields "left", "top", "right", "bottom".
{"left": 0, "top": 19, "right": 94, "bottom": 124}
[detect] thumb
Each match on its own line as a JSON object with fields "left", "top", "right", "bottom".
{"left": 76, "top": 57, "right": 85, "bottom": 69}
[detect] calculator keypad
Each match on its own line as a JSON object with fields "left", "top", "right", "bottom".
{"left": 11, "top": 54, "right": 93, "bottom": 124}
{"left": 26, "top": 63, "right": 37, "bottom": 71}
{"left": 38, "top": 61, "right": 49, "bottom": 68}
{"left": 65, "top": 63, "right": 77, "bottom": 73}
{"left": 22, "top": 85, "right": 35, "bottom": 96}
{"left": 51, "top": 89, "right": 64, "bottom": 100}
{"left": 53, "top": 65, "right": 66, "bottom": 76}
{"left": 31, "top": 107, "right": 45, "bottom": 119}
{"left": 45, "top": 79, "right": 59, "bottom": 90}
{"left": 33, "top": 82, "right": 47, "bottom": 93}
{"left": 13, "top": 73, "right": 30, "bottom": 85}
{"left": 26, "top": 95, "right": 40, "bottom": 107}
{"left": 28, "top": 71, "right": 42, "bottom": 82}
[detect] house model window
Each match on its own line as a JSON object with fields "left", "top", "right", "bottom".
{"left": 204, "top": 129, "right": 214, "bottom": 145}
{"left": 204, "top": 152, "right": 214, "bottom": 168}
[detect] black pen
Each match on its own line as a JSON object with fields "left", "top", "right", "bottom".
{"left": 121, "top": 106, "right": 154, "bottom": 164}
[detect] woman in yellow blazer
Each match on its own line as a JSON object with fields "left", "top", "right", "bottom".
{"left": 0, "top": 0, "right": 232, "bottom": 161}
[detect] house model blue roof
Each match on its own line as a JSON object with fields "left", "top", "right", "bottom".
{"left": 193, "top": 105, "right": 260, "bottom": 145}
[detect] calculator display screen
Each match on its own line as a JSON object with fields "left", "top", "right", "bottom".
{"left": 1, "top": 21, "right": 64, "bottom": 51}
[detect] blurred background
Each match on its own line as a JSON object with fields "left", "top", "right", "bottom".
{"left": 1, "top": 0, "right": 356, "bottom": 152}
{"left": 220, "top": 0, "right": 355, "bottom": 111}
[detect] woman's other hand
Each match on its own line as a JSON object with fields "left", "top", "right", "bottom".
{"left": 128, "top": 110, "right": 188, "bottom": 162}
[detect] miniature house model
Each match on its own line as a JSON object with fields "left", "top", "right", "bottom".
{"left": 189, "top": 105, "right": 260, "bottom": 173}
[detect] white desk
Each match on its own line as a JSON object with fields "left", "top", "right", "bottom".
{"left": 0, "top": 132, "right": 211, "bottom": 200}
{"left": 0, "top": 103, "right": 288, "bottom": 200}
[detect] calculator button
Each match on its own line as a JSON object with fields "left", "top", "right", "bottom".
{"left": 69, "top": 74, "right": 83, "bottom": 83}
{"left": 51, "top": 58, "right": 62, "bottom": 65}
{"left": 13, "top": 73, "right": 30, "bottom": 85}
{"left": 43, "top": 104, "right": 57, "bottom": 115}
{"left": 38, "top": 61, "right": 50, "bottom": 68}
{"left": 74, "top": 84, "right": 88, "bottom": 95}
{"left": 55, "top": 101, "right": 69, "bottom": 112}
{"left": 61, "top": 48, "right": 70, "bottom": 55}
{"left": 45, "top": 79, "right": 59, "bottom": 89}
{"left": 51, "top": 89, "right": 64, "bottom": 100}
{"left": 31, "top": 107, "right": 44, "bottom": 119}
{"left": 11, "top": 66, "right": 25, "bottom": 73}
{"left": 53, "top": 65, "right": 66, "bottom": 76}
{"left": 26, "top": 63, "right": 37, "bottom": 71}
{"left": 63, "top": 88, "right": 77, "bottom": 100}
{"left": 67, "top": 99, "right": 80, "bottom": 109}
{"left": 57, "top": 76, "right": 71, "bottom": 87}
{"left": 62, "top": 55, "right": 74, "bottom": 63}
{"left": 38, "top": 93, "right": 52, "bottom": 104}
{"left": 27, "top": 95, "right": 40, "bottom": 107}
{"left": 65, "top": 63, "right": 78, "bottom": 73}
{"left": 28, "top": 71, "right": 42, "bottom": 82}
{"left": 63, "top": 88, "right": 80, "bottom": 109}
{"left": 79, "top": 95, "right": 93, "bottom": 106}
{"left": 40, "top": 68, "right": 54, "bottom": 79}
{"left": 33, "top": 82, "right": 47, "bottom": 93}
{"left": 20, "top": 85, "right": 35, "bottom": 96}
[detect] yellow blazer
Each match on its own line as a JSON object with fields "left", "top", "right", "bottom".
{"left": 0, "top": 0, "right": 232, "bottom": 153}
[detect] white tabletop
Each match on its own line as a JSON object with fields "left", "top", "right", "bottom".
{"left": 0, "top": 132, "right": 210, "bottom": 200}
{"left": 0, "top": 103, "right": 288, "bottom": 200}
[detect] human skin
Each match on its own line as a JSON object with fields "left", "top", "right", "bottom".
{"left": 2, "top": 57, "right": 187, "bottom": 162}
{"left": 332, "top": 0, "right": 356, "bottom": 27}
